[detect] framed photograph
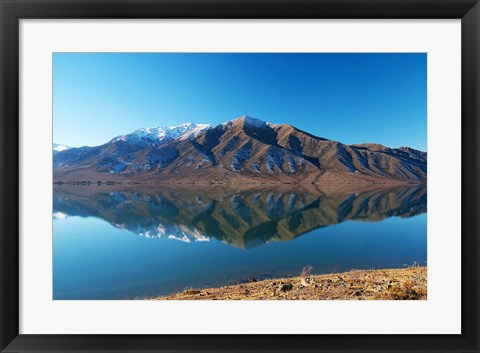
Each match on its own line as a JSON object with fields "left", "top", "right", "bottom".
{"left": 1, "top": 0, "right": 478, "bottom": 352}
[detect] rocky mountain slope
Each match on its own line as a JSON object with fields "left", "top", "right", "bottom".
{"left": 53, "top": 116, "right": 427, "bottom": 184}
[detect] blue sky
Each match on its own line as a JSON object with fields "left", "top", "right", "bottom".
{"left": 53, "top": 53, "right": 426, "bottom": 150}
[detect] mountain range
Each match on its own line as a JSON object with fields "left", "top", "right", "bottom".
{"left": 53, "top": 116, "right": 427, "bottom": 184}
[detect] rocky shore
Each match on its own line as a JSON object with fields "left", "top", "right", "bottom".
{"left": 155, "top": 266, "right": 427, "bottom": 300}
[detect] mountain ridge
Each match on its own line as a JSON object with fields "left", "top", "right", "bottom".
{"left": 53, "top": 115, "right": 427, "bottom": 185}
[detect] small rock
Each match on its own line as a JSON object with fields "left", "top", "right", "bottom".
{"left": 183, "top": 289, "right": 201, "bottom": 295}
{"left": 301, "top": 277, "right": 316, "bottom": 287}
{"left": 301, "top": 278, "right": 310, "bottom": 287}
{"left": 247, "top": 277, "right": 257, "bottom": 283}
{"left": 279, "top": 283, "right": 293, "bottom": 292}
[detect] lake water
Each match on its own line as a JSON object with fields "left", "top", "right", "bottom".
{"left": 53, "top": 184, "right": 427, "bottom": 300}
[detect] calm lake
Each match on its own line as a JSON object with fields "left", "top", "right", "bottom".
{"left": 53, "top": 184, "right": 427, "bottom": 300}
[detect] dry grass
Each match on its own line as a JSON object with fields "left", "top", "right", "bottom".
{"left": 154, "top": 266, "right": 427, "bottom": 301}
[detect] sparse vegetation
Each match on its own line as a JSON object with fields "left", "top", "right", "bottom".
{"left": 301, "top": 265, "right": 313, "bottom": 276}
{"left": 154, "top": 266, "right": 427, "bottom": 300}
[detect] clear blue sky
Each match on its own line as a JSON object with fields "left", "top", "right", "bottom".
{"left": 53, "top": 53, "right": 426, "bottom": 150}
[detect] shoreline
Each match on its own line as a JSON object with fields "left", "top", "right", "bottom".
{"left": 154, "top": 266, "right": 427, "bottom": 300}
{"left": 52, "top": 181, "right": 426, "bottom": 198}
{"left": 53, "top": 169, "right": 426, "bottom": 187}
{"left": 53, "top": 180, "right": 427, "bottom": 186}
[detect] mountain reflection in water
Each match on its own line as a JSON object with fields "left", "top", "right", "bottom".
{"left": 53, "top": 184, "right": 426, "bottom": 250}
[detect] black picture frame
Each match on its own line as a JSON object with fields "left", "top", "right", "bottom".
{"left": 1, "top": 0, "right": 478, "bottom": 352}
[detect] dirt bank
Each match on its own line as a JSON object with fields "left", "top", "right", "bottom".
{"left": 155, "top": 266, "right": 427, "bottom": 300}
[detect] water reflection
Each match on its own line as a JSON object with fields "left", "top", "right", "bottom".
{"left": 53, "top": 184, "right": 426, "bottom": 249}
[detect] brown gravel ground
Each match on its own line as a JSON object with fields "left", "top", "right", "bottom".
{"left": 155, "top": 266, "right": 427, "bottom": 300}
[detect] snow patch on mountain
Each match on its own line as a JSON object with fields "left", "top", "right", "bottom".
{"left": 266, "top": 147, "right": 285, "bottom": 173}
{"left": 112, "top": 123, "right": 211, "bottom": 145}
{"left": 196, "top": 158, "right": 210, "bottom": 170}
{"left": 177, "top": 124, "right": 211, "bottom": 141}
{"left": 109, "top": 162, "right": 128, "bottom": 174}
{"left": 288, "top": 155, "right": 296, "bottom": 172}
{"left": 231, "top": 141, "right": 252, "bottom": 172}
{"left": 242, "top": 115, "right": 268, "bottom": 128}
{"left": 225, "top": 115, "right": 270, "bottom": 129}
{"left": 53, "top": 144, "right": 71, "bottom": 152}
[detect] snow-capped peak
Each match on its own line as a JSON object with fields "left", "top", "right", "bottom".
{"left": 53, "top": 143, "right": 71, "bottom": 152}
{"left": 225, "top": 115, "right": 270, "bottom": 128}
{"left": 242, "top": 115, "right": 267, "bottom": 127}
{"left": 112, "top": 122, "right": 211, "bottom": 144}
